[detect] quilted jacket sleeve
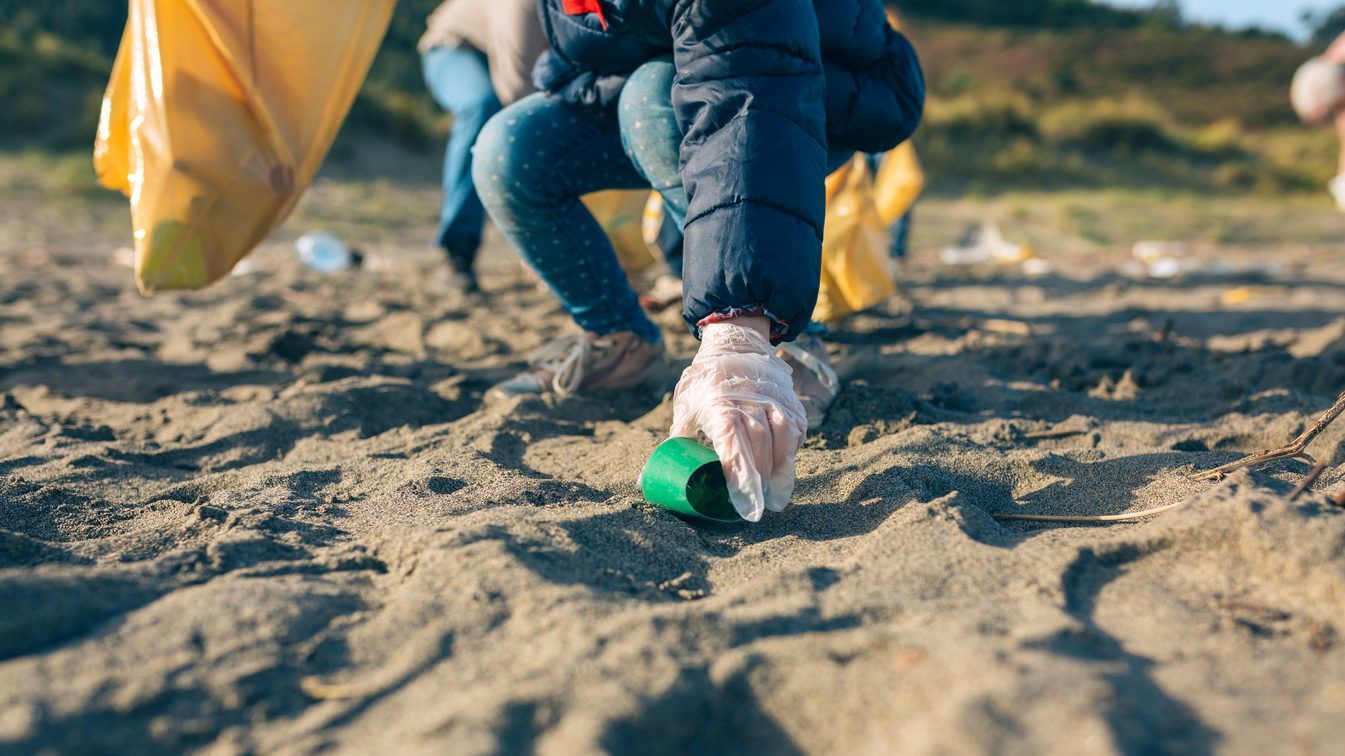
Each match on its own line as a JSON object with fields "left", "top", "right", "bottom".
{"left": 670, "top": 0, "right": 828, "bottom": 342}
{"left": 819, "top": 0, "right": 924, "bottom": 153}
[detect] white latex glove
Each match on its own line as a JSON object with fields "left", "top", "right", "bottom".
{"left": 670, "top": 321, "right": 809, "bottom": 522}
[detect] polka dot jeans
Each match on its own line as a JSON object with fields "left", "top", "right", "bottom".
{"left": 473, "top": 59, "right": 684, "bottom": 344}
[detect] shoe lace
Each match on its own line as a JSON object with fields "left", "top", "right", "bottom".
{"left": 529, "top": 334, "right": 596, "bottom": 397}
{"left": 778, "top": 340, "right": 840, "bottom": 395}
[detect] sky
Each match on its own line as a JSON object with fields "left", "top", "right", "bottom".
{"left": 1104, "top": 0, "right": 1341, "bottom": 40}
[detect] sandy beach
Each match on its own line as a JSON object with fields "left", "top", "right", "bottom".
{"left": 3, "top": 163, "right": 1345, "bottom": 753}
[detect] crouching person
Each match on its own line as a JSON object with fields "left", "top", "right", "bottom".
{"left": 474, "top": 0, "right": 924, "bottom": 521}
{"left": 419, "top": 0, "right": 546, "bottom": 292}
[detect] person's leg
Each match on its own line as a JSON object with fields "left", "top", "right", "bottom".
{"left": 1332, "top": 112, "right": 1345, "bottom": 210}
{"left": 618, "top": 58, "right": 687, "bottom": 278}
{"left": 473, "top": 93, "right": 660, "bottom": 344}
{"left": 890, "top": 206, "right": 914, "bottom": 259}
{"left": 422, "top": 46, "right": 501, "bottom": 282}
{"left": 1336, "top": 111, "right": 1345, "bottom": 177}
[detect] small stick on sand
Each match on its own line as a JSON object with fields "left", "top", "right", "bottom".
{"left": 1024, "top": 427, "right": 1088, "bottom": 441}
{"left": 1155, "top": 318, "right": 1175, "bottom": 343}
{"left": 992, "top": 502, "right": 1186, "bottom": 524}
{"left": 981, "top": 319, "right": 1033, "bottom": 336}
{"left": 1194, "top": 389, "right": 1345, "bottom": 482}
{"left": 1288, "top": 463, "right": 1329, "bottom": 501}
{"left": 300, "top": 676, "right": 380, "bottom": 701}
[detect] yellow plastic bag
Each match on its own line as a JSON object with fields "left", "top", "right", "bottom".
{"left": 813, "top": 156, "right": 897, "bottom": 323}
{"left": 583, "top": 190, "right": 658, "bottom": 276}
{"left": 94, "top": 0, "right": 394, "bottom": 293}
{"left": 872, "top": 142, "right": 924, "bottom": 227}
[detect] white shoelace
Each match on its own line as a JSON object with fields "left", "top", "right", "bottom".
{"left": 528, "top": 334, "right": 595, "bottom": 397}
{"left": 778, "top": 340, "right": 840, "bottom": 396}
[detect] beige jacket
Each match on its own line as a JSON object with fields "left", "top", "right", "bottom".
{"left": 419, "top": 0, "right": 547, "bottom": 106}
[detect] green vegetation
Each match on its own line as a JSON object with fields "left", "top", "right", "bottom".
{"left": 0, "top": 0, "right": 1335, "bottom": 195}
{"left": 899, "top": 0, "right": 1163, "bottom": 29}
{"left": 907, "top": 16, "right": 1333, "bottom": 194}
{"left": 0, "top": 0, "right": 444, "bottom": 151}
{"left": 0, "top": 21, "right": 114, "bottom": 151}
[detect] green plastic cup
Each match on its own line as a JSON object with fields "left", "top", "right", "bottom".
{"left": 641, "top": 438, "right": 739, "bottom": 522}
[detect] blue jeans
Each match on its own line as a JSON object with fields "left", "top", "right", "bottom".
{"left": 422, "top": 46, "right": 502, "bottom": 262}
{"left": 619, "top": 59, "right": 688, "bottom": 266}
{"left": 473, "top": 70, "right": 681, "bottom": 344}
{"left": 890, "top": 206, "right": 914, "bottom": 259}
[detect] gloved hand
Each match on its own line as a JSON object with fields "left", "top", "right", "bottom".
{"left": 670, "top": 320, "right": 809, "bottom": 522}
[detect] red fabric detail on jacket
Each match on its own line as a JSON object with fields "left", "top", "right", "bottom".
{"left": 696, "top": 306, "right": 790, "bottom": 343}
{"left": 561, "top": 0, "right": 608, "bottom": 30}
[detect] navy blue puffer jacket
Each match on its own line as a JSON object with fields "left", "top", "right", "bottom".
{"left": 534, "top": 0, "right": 924, "bottom": 341}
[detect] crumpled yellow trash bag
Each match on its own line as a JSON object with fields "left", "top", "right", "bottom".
{"left": 94, "top": 0, "right": 394, "bottom": 293}
{"left": 583, "top": 190, "right": 658, "bottom": 276}
{"left": 872, "top": 142, "right": 924, "bottom": 227}
{"left": 813, "top": 155, "right": 897, "bottom": 323}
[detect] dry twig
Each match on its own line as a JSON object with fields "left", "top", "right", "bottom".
{"left": 1194, "top": 389, "right": 1345, "bottom": 482}
{"left": 299, "top": 676, "right": 379, "bottom": 700}
{"left": 980, "top": 319, "right": 1033, "bottom": 336}
{"left": 1155, "top": 318, "right": 1175, "bottom": 343}
{"left": 1288, "top": 463, "right": 1329, "bottom": 501}
{"left": 992, "top": 502, "right": 1186, "bottom": 524}
{"left": 1024, "top": 427, "right": 1088, "bottom": 441}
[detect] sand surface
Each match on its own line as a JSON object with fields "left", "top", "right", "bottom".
{"left": 3, "top": 178, "right": 1345, "bottom": 754}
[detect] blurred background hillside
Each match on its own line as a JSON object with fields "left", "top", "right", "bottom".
{"left": 1, "top": 0, "right": 1342, "bottom": 195}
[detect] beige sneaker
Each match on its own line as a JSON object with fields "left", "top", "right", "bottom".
{"left": 778, "top": 333, "right": 840, "bottom": 431}
{"left": 487, "top": 331, "right": 666, "bottom": 400}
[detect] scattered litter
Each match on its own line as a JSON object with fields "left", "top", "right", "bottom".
{"left": 941, "top": 222, "right": 1033, "bottom": 266}
{"left": 1132, "top": 241, "right": 1188, "bottom": 264}
{"left": 979, "top": 318, "right": 1033, "bottom": 336}
{"left": 1021, "top": 257, "right": 1053, "bottom": 277}
{"left": 639, "top": 274, "right": 683, "bottom": 313}
{"left": 1147, "top": 257, "right": 1189, "bottom": 279}
{"left": 1123, "top": 251, "right": 1234, "bottom": 280}
{"left": 1129, "top": 241, "right": 1276, "bottom": 281}
{"left": 295, "top": 232, "right": 357, "bottom": 272}
{"left": 1130, "top": 240, "right": 1197, "bottom": 279}
{"left": 1221, "top": 285, "right": 1288, "bottom": 306}
{"left": 112, "top": 246, "right": 135, "bottom": 268}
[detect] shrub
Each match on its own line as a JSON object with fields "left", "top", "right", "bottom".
{"left": 1038, "top": 98, "right": 1180, "bottom": 155}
